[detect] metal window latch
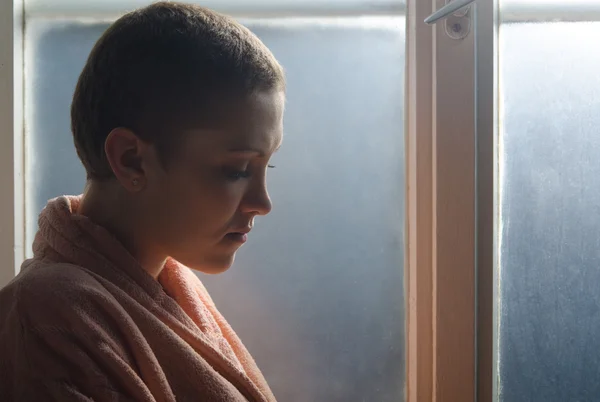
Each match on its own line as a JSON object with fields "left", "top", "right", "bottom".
{"left": 425, "top": 0, "right": 476, "bottom": 40}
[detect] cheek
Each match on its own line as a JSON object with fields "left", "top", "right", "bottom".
{"left": 146, "top": 167, "right": 246, "bottom": 240}
{"left": 170, "top": 178, "right": 242, "bottom": 232}
{"left": 150, "top": 198, "right": 216, "bottom": 251}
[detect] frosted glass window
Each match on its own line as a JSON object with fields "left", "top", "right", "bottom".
{"left": 25, "top": 15, "right": 405, "bottom": 401}
{"left": 499, "top": 21, "right": 600, "bottom": 402}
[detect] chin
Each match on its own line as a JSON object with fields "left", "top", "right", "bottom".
{"left": 186, "top": 253, "right": 237, "bottom": 275}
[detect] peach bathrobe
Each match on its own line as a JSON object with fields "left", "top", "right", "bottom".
{"left": 0, "top": 196, "right": 276, "bottom": 402}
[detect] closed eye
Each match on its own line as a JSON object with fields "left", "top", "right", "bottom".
{"left": 224, "top": 168, "right": 251, "bottom": 181}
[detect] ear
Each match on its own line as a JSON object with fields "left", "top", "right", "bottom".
{"left": 104, "top": 128, "right": 150, "bottom": 192}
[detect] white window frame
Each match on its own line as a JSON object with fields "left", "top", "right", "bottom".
{"left": 406, "top": 0, "right": 478, "bottom": 399}
{"left": 0, "top": 0, "right": 25, "bottom": 288}
{"left": 25, "top": 0, "right": 403, "bottom": 18}
{"left": 502, "top": 0, "right": 600, "bottom": 22}
{"left": 405, "top": 0, "right": 497, "bottom": 401}
{"left": 475, "top": 0, "right": 499, "bottom": 400}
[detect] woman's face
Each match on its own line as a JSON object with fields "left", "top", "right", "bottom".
{"left": 138, "top": 90, "right": 285, "bottom": 274}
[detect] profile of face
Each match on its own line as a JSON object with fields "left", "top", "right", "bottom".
{"left": 105, "top": 90, "right": 285, "bottom": 274}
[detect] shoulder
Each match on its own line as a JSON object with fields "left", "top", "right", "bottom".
{"left": 0, "top": 260, "right": 114, "bottom": 330}
{"left": 11, "top": 259, "right": 107, "bottom": 300}
{"left": 0, "top": 262, "right": 144, "bottom": 400}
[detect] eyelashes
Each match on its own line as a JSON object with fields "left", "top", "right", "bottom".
{"left": 226, "top": 170, "right": 251, "bottom": 180}
{"left": 224, "top": 165, "right": 275, "bottom": 181}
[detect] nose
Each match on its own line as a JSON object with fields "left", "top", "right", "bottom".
{"left": 241, "top": 180, "right": 272, "bottom": 216}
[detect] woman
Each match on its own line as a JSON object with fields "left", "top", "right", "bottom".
{"left": 0, "top": 2, "right": 284, "bottom": 401}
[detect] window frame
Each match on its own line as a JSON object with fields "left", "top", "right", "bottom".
{"left": 0, "top": 0, "right": 25, "bottom": 289}
{"left": 405, "top": 0, "right": 497, "bottom": 401}
{"left": 501, "top": 0, "right": 600, "bottom": 22}
{"left": 25, "top": 0, "right": 404, "bottom": 18}
{"left": 405, "top": 0, "right": 434, "bottom": 398}
{"left": 475, "top": 0, "right": 499, "bottom": 401}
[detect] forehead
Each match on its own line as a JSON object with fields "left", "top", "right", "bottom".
{"left": 180, "top": 90, "right": 285, "bottom": 157}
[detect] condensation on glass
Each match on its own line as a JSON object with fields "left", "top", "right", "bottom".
{"left": 24, "top": 11, "right": 406, "bottom": 402}
{"left": 499, "top": 21, "right": 600, "bottom": 402}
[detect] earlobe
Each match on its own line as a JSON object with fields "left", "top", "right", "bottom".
{"left": 104, "top": 127, "right": 147, "bottom": 191}
{"left": 128, "top": 177, "right": 145, "bottom": 192}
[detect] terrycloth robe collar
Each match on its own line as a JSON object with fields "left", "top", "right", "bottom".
{"left": 31, "top": 195, "right": 275, "bottom": 402}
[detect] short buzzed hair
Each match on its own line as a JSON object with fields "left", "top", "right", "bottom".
{"left": 71, "top": 1, "right": 285, "bottom": 180}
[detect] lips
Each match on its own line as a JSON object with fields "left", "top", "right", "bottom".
{"left": 225, "top": 232, "right": 248, "bottom": 243}
{"left": 225, "top": 226, "right": 252, "bottom": 244}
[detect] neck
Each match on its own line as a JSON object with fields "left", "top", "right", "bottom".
{"left": 77, "top": 181, "right": 167, "bottom": 279}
